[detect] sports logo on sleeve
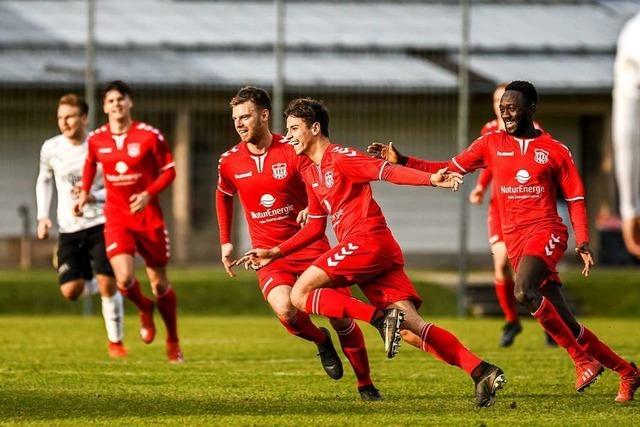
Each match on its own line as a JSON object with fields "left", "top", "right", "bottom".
{"left": 534, "top": 149, "right": 549, "bottom": 164}
{"left": 272, "top": 163, "right": 287, "bottom": 180}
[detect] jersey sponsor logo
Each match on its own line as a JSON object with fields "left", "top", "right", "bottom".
{"left": 127, "top": 143, "right": 141, "bottom": 157}
{"left": 115, "top": 161, "right": 128, "bottom": 174}
{"left": 272, "top": 163, "right": 287, "bottom": 180}
{"left": 235, "top": 171, "right": 252, "bottom": 179}
{"left": 106, "top": 161, "right": 143, "bottom": 184}
{"left": 249, "top": 204, "right": 295, "bottom": 221}
{"left": 515, "top": 169, "right": 531, "bottom": 184}
{"left": 325, "top": 170, "right": 334, "bottom": 188}
{"left": 534, "top": 149, "right": 549, "bottom": 164}
{"left": 260, "top": 194, "right": 276, "bottom": 208}
{"left": 497, "top": 151, "right": 514, "bottom": 157}
{"left": 326, "top": 243, "right": 360, "bottom": 267}
{"left": 545, "top": 233, "right": 561, "bottom": 256}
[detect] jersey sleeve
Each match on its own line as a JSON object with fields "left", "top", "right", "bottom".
{"left": 450, "top": 135, "right": 490, "bottom": 174}
{"left": 332, "top": 147, "right": 388, "bottom": 183}
{"left": 216, "top": 158, "right": 237, "bottom": 196}
{"left": 404, "top": 157, "right": 450, "bottom": 173}
{"left": 146, "top": 133, "right": 176, "bottom": 197}
{"left": 81, "top": 137, "right": 98, "bottom": 193}
{"left": 215, "top": 188, "right": 234, "bottom": 245}
{"left": 277, "top": 183, "right": 327, "bottom": 256}
{"left": 35, "top": 142, "right": 54, "bottom": 220}
{"left": 558, "top": 145, "right": 589, "bottom": 245}
{"left": 475, "top": 167, "right": 493, "bottom": 189}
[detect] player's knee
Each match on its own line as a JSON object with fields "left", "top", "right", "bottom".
{"left": 60, "top": 282, "right": 83, "bottom": 301}
{"left": 289, "top": 287, "right": 308, "bottom": 312}
{"left": 271, "top": 300, "right": 297, "bottom": 321}
{"left": 513, "top": 284, "right": 529, "bottom": 306}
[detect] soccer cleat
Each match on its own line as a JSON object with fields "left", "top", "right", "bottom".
{"left": 473, "top": 363, "right": 507, "bottom": 407}
{"left": 544, "top": 331, "right": 558, "bottom": 347}
{"left": 358, "top": 384, "right": 384, "bottom": 401}
{"left": 316, "top": 327, "right": 344, "bottom": 380}
{"left": 575, "top": 360, "right": 604, "bottom": 393}
{"left": 499, "top": 321, "right": 522, "bottom": 347}
{"left": 167, "top": 341, "right": 184, "bottom": 363}
{"left": 374, "top": 308, "right": 405, "bottom": 359}
{"left": 139, "top": 303, "right": 156, "bottom": 344}
{"left": 107, "top": 341, "right": 128, "bottom": 358}
{"left": 615, "top": 363, "right": 640, "bottom": 403}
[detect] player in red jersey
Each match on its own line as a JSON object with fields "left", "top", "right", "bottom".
{"left": 217, "top": 87, "right": 380, "bottom": 400}
{"left": 370, "top": 81, "right": 640, "bottom": 402}
{"left": 235, "top": 98, "right": 506, "bottom": 408}
{"left": 76, "top": 80, "right": 183, "bottom": 363}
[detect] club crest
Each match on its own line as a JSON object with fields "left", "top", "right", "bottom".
{"left": 272, "top": 163, "right": 287, "bottom": 180}
{"left": 324, "top": 170, "right": 334, "bottom": 188}
{"left": 534, "top": 148, "right": 549, "bottom": 164}
{"left": 127, "top": 142, "right": 141, "bottom": 157}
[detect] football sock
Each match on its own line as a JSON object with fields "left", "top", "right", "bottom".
{"left": 278, "top": 311, "right": 326, "bottom": 344}
{"left": 532, "top": 297, "right": 591, "bottom": 365}
{"left": 156, "top": 287, "right": 179, "bottom": 343}
{"left": 305, "top": 288, "right": 377, "bottom": 322}
{"left": 577, "top": 326, "right": 636, "bottom": 377}
{"left": 419, "top": 323, "right": 482, "bottom": 375}
{"left": 101, "top": 291, "right": 124, "bottom": 343}
{"left": 334, "top": 320, "right": 372, "bottom": 388}
{"left": 119, "top": 279, "right": 153, "bottom": 312}
{"left": 495, "top": 279, "right": 519, "bottom": 323}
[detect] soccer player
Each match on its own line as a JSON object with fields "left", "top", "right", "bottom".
{"left": 76, "top": 81, "right": 182, "bottom": 363}
{"left": 235, "top": 98, "right": 506, "bottom": 408}
{"left": 36, "top": 94, "right": 126, "bottom": 358}
{"left": 371, "top": 81, "right": 640, "bottom": 402}
{"left": 613, "top": 11, "right": 640, "bottom": 257}
{"left": 217, "top": 87, "right": 381, "bottom": 400}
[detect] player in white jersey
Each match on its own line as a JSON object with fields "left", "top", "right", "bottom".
{"left": 613, "top": 11, "right": 640, "bottom": 258}
{"left": 36, "top": 94, "right": 127, "bottom": 358}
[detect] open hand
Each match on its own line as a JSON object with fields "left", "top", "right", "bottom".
{"left": 366, "top": 142, "right": 407, "bottom": 165}
{"left": 129, "top": 191, "right": 150, "bottom": 214}
{"left": 575, "top": 243, "right": 595, "bottom": 277}
{"left": 221, "top": 243, "right": 236, "bottom": 277}
{"left": 232, "top": 248, "right": 280, "bottom": 271}
{"left": 431, "top": 167, "right": 464, "bottom": 191}
{"left": 469, "top": 185, "right": 485, "bottom": 204}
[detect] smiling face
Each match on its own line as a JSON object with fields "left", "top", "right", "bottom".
{"left": 103, "top": 89, "right": 133, "bottom": 122}
{"left": 499, "top": 90, "right": 534, "bottom": 136}
{"left": 57, "top": 104, "right": 87, "bottom": 140}
{"left": 285, "top": 115, "right": 318, "bottom": 156}
{"left": 232, "top": 101, "right": 269, "bottom": 144}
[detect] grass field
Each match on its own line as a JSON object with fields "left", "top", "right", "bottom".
{"left": 1, "top": 268, "right": 639, "bottom": 425}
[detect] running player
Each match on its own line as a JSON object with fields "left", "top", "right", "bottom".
{"left": 36, "top": 93, "right": 126, "bottom": 358}
{"left": 371, "top": 81, "right": 640, "bottom": 402}
{"left": 236, "top": 98, "right": 506, "bottom": 408}
{"left": 217, "top": 87, "right": 380, "bottom": 400}
{"left": 76, "top": 80, "right": 182, "bottom": 362}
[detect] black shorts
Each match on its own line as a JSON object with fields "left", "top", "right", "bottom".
{"left": 56, "top": 224, "right": 114, "bottom": 285}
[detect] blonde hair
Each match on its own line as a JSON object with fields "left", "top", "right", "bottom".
{"left": 58, "top": 94, "right": 89, "bottom": 116}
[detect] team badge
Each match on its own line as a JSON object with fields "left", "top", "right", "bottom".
{"left": 534, "top": 148, "right": 549, "bottom": 164}
{"left": 127, "top": 143, "right": 141, "bottom": 157}
{"left": 272, "top": 163, "right": 287, "bottom": 180}
{"left": 324, "top": 170, "right": 334, "bottom": 188}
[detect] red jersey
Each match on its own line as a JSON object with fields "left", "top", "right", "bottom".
{"left": 449, "top": 130, "right": 588, "bottom": 245}
{"left": 216, "top": 134, "right": 329, "bottom": 255}
{"left": 82, "top": 122, "right": 175, "bottom": 227}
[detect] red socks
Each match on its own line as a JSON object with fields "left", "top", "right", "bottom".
{"left": 156, "top": 287, "right": 179, "bottom": 343}
{"left": 532, "top": 297, "right": 591, "bottom": 365}
{"left": 306, "top": 288, "right": 377, "bottom": 322}
{"left": 578, "top": 326, "right": 635, "bottom": 377}
{"left": 279, "top": 311, "right": 326, "bottom": 344}
{"left": 335, "top": 320, "right": 372, "bottom": 388}
{"left": 419, "top": 323, "right": 483, "bottom": 375}
{"left": 495, "top": 279, "right": 518, "bottom": 323}
{"left": 119, "top": 279, "right": 153, "bottom": 312}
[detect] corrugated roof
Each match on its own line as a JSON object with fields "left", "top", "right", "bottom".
{"left": 1, "top": 1, "right": 638, "bottom": 51}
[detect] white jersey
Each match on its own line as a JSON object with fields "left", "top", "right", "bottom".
{"left": 613, "top": 12, "right": 640, "bottom": 220}
{"left": 36, "top": 134, "right": 106, "bottom": 233}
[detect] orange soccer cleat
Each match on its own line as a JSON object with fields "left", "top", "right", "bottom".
{"left": 575, "top": 360, "right": 604, "bottom": 393}
{"left": 615, "top": 363, "right": 640, "bottom": 403}
{"left": 108, "top": 341, "right": 128, "bottom": 358}
{"left": 139, "top": 303, "right": 156, "bottom": 344}
{"left": 167, "top": 341, "right": 184, "bottom": 364}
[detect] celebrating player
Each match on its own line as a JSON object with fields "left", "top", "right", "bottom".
{"left": 217, "top": 87, "right": 380, "bottom": 400}
{"left": 235, "top": 97, "right": 506, "bottom": 408}
{"left": 36, "top": 94, "right": 126, "bottom": 358}
{"left": 370, "top": 81, "right": 640, "bottom": 402}
{"left": 76, "top": 80, "right": 182, "bottom": 363}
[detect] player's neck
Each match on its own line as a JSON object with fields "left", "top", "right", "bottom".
{"left": 109, "top": 117, "right": 132, "bottom": 135}
{"left": 65, "top": 130, "right": 86, "bottom": 145}
{"left": 246, "top": 130, "right": 273, "bottom": 155}
{"left": 307, "top": 137, "right": 331, "bottom": 165}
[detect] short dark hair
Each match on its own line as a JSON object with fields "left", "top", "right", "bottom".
{"left": 283, "top": 98, "right": 330, "bottom": 137}
{"left": 102, "top": 80, "right": 133, "bottom": 100}
{"left": 505, "top": 80, "right": 538, "bottom": 106}
{"left": 230, "top": 86, "right": 272, "bottom": 111}
{"left": 58, "top": 93, "right": 89, "bottom": 116}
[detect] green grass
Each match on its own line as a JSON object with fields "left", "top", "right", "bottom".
{"left": 0, "top": 315, "right": 639, "bottom": 426}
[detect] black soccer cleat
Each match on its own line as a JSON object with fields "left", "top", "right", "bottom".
{"left": 316, "top": 327, "right": 343, "bottom": 380}
{"left": 373, "top": 308, "right": 405, "bottom": 358}
{"left": 499, "top": 321, "right": 522, "bottom": 347}
{"left": 473, "top": 362, "right": 507, "bottom": 408}
{"left": 358, "top": 384, "right": 384, "bottom": 401}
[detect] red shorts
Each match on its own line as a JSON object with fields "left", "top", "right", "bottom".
{"left": 312, "top": 239, "right": 422, "bottom": 310}
{"left": 104, "top": 222, "right": 170, "bottom": 268}
{"left": 506, "top": 227, "right": 568, "bottom": 283}
{"left": 257, "top": 252, "right": 350, "bottom": 300}
{"left": 487, "top": 197, "right": 503, "bottom": 245}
